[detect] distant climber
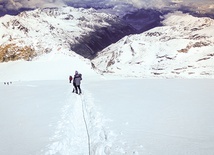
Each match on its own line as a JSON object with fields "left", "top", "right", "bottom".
{"left": 69, "top": 75, "right": 72, "bottom": 83}
{"left": 72, "top": 71, "right": 82, "bottom": 94}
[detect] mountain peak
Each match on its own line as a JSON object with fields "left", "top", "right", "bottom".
{"left": 0, "top": 6, "right": 124, "bottom": 61}
{"left": 92, "top": 12, "right": 214, "bottom": 78}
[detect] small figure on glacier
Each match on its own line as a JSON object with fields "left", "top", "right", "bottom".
{"left": 72, "top": 71, "right": 82, "bottom": 94}
{"left": 69, "top": 75, "right": 72, "bottom": 83}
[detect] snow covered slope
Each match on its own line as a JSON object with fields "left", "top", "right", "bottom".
{"left": 0, "top": 52, "right": 98, "bottom": 82}
{"left": 92, "top": 12, "right": 214, "bottom": 78}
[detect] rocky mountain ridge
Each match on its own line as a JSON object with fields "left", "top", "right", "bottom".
{"left": 0, "top": 7, "right": 213, "bottom": 78}
{"left": 0, "top": 6, "right": 136, "bottom": 62}
{"left": 91, "top": 12, "right": 214, "bottom": 78}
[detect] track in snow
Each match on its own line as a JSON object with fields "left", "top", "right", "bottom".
{"left": 44, "top": 88, "right": 112, "bottom": 155}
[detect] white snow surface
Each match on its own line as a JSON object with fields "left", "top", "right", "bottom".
{"left": 1, "top": 52, "right": 214, "bottom": 155}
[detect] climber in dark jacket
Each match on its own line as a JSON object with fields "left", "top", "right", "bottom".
{"left": 69, "top": 75, "right": 72, "bottom": 83}
{"left": 72, "top": 71, "right": 82, "bottom": 94}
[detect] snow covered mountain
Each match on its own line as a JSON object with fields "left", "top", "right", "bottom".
{"left": 0, "top": 7, "right": 214, "bottom": 79}
{"left": 0, "top": 6, "right": 135, "bottom": 61}
{"left": 92, "top": 11, "right": 214, "bottom": 78}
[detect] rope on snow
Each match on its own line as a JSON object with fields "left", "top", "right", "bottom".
{"left": 80, "top": 94, "right": 91, "bottom": 155}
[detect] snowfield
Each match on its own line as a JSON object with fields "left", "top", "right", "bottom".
{"left": 1, "top": 53, "right": 214, "bottom": 155}
{"left": 85, "top": 79, "right": 214, "bottom": 155}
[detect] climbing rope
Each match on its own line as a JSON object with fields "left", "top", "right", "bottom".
{"left": 80, "top": 94, "right": 91, "bottom": 155}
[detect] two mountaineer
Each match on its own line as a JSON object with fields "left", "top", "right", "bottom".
{"left": 69, "top": 71, "right": 82, "bottom": 95}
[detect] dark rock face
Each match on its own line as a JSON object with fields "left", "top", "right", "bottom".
{"left": 122, "top": 9, "right": 163, "bottom": 32}
{"left": 0, "top": 8, "right": 33, "bottom": 17}
{"left": 70, "top": 21, "right": 137, "bottom": 59}
{"left": 71, "top": 9, "right": 163, "bottom": 59}
{"left": 178, "top": 7, "right": 214, "bottom": 19}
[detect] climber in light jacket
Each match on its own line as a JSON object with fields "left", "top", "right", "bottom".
{"left": 73, "top": 70, "right": 82, "bottom": 94}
